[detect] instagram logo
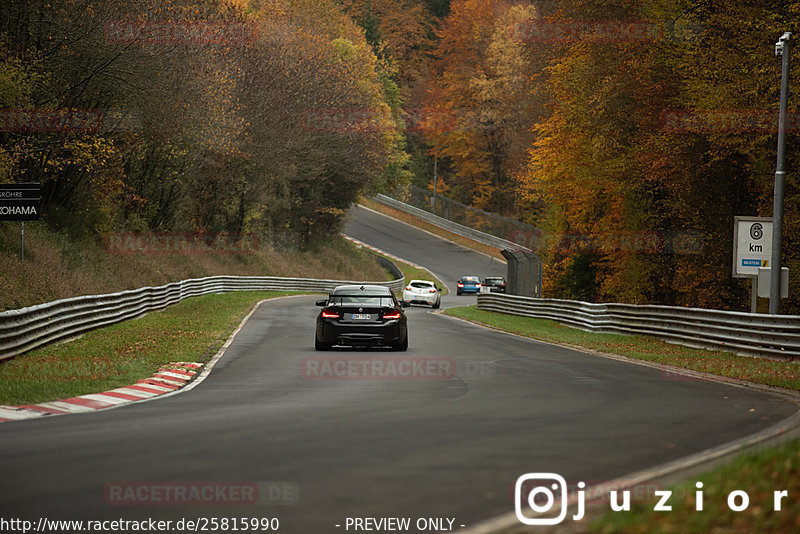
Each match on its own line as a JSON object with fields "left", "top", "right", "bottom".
{"left": 515, "top": 473, "right": 581, "bottom": 525}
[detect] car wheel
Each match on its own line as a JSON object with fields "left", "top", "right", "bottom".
{"left": 315, "top": 337, "right": 332, "bottom": 351}
{"left": 393, "top": 334, "right": 408, "bottom": 352}
{"left": 432, "top": 299, "right": 440, "bottom": 309}
{"left": 456, "top": 290, "right": 462, "bottom": 296}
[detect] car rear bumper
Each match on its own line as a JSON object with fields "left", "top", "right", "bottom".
{"left": 403, "top": 292, "right": 438, "bottom": 305}
{"left": 317, "top": 320, "right": 405, "bottom": 347}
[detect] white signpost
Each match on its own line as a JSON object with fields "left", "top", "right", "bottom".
{"left": 0, "top": 183, "right": 41, "bottom": 264}
{"left": 733, "top": 217, "right": 775, "bottom": 312}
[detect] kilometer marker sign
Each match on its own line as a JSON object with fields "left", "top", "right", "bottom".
{"left": 0, "top": 183, "right": 41, "bottom": 221}
{"left": 732, "top": 216, "right": 772, "bottom": 278}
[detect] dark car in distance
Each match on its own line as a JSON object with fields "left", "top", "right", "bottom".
{"left": 315, "top": 285, "right": 409, "bottom": 351}
{"left": 482, "top": 276, "right": 506, "bottom": 293}
{"left": 456, "top": 275, "right": 481, "bottom": 295}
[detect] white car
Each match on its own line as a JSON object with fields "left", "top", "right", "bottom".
{"left": 402, "top": 280, "right": 441, "bottom": 308}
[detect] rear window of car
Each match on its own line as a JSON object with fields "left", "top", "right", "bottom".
{"left": 410, "top": 282, "right": 433, "bottom": 288}
{"left": 462, "top": 276, "right": 479, "bottom": 282}
{"left": 485, "top": 278, "right": 504, "bottom": 284}
{"left": 329, "top": 296, "right": 396, "bottom": 307}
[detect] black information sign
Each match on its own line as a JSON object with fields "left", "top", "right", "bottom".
{"left": 0, "top": 183, "right": 41, "bottom": 221}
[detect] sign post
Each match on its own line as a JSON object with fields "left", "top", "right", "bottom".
{"left": 732, "top": 216, "right": 773, "bottom": 313}
{"left": 0, "top": 183, "right": 42, "bottom": 263}
{"left": 757, "top": 267, "right": 789, "bottom": 298}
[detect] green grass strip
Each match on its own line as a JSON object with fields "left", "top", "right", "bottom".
{"left": 590, "top": 437, "right": 800, "bottom": 533}
{"left": 444, "top": 306, "right": 800, "bottom": 390}
{"left": 0, "top": 291, "right": 293, "bottom": 405}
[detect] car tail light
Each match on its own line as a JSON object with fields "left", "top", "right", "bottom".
{"left": 405, "top": 286, "right": 412, "bottom": 290}
{"left": 321, "top": 309, "right": 340, "bottom": 319}
{"left": 382, "top": 311, "right": 402, "bottom": 320}
{"left": 429, "top": 289, "right": 437, "bottom": 293}
{"left": 476, "top": 283, "right": 482, "bottom": 287}
{"left": 457, "top": 283, "right": 464, "bottom": 287}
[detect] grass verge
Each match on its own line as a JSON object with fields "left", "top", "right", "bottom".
{"left": 359, "top": 197, "right": 505, "bottom": 261}
{"left": 0, "top": 291, "right": 293, "bottom": 405}
{"left": 444, "top": 306, "right": 800, "bottom": 390}
{"left": 590, "top": 437, "right": 800, "bottom": 534}
{"left": 445, "top": 306, "right": 800, "bottom": 534}
{"left": 0, "top": 226, "right": 389, "bottom": 311}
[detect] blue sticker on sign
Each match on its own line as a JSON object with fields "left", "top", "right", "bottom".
{"left": 742, "top": 259, "right": 761, "bottom": 267}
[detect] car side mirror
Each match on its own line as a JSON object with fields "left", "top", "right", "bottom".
{"left": 315, "top": 299, "right": 328, "bottom": 306}
{"left": 436, "top": 286, "right": 441, "bottom": 291}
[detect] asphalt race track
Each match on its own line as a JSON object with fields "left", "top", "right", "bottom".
{"left": 0, "top": 206, "right": 796, "bottom": 533}
{"left": 344, "top": 205, "right": 508, "bottom": 297}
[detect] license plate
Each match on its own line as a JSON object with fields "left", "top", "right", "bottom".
{"left": 351, "top": 314, "right": 371, "bottom": 320}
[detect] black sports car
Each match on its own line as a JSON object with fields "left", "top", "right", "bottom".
{"left": 315, "top": 285, "right": 409, "bottom": 351}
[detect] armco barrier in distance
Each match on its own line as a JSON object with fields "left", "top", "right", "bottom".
{"left": 370, "top": 193, "right": 543, "bottom": 297}
{"left": 372, "top": 194, "right": 528, "bottom": 253}
{"left": 0, "top": 275, "right": 404, "bottom": 361}
{"left": 477, "top": 293, "right": 800, "bottom": 360}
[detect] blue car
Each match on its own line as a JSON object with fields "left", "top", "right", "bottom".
{"left": 456, "top": 275, "right": 482, "bottom": 295}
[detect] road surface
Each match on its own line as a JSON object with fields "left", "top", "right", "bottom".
{"left": 0, "top": 206, "right": 795, "bottom": 533}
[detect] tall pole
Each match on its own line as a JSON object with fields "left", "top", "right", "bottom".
{"left": 770, "top": 32, "right": 791, "bottom": 314}
{"left": 21, "top": 221, "right": 25, "bottom": 264}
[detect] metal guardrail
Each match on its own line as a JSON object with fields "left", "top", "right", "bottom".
{"left": 371, "top": 193, "right": 543, "bottom": 297}
{"left": 0, "top": 275, "right": 404, "bottom": 361}
{"left": 396, "top": 184, "right": 543, "bottom": 244}
{"left": 477, "top": 293, "right": 800, "bottom": 359}
{"left": 373, "top": 194, "right": 527, "bottom": 253}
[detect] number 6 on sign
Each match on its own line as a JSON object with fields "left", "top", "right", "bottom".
{"left": 732, "top": 216, "right": 773, "bottom": 278}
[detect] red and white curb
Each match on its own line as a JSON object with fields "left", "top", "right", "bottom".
{"left": 0, "top": 362, "right": 202, "bottom": 423}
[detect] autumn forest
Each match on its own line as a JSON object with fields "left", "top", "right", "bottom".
{"left": 1, "top": 0, "right": 799, "bottom": 312}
